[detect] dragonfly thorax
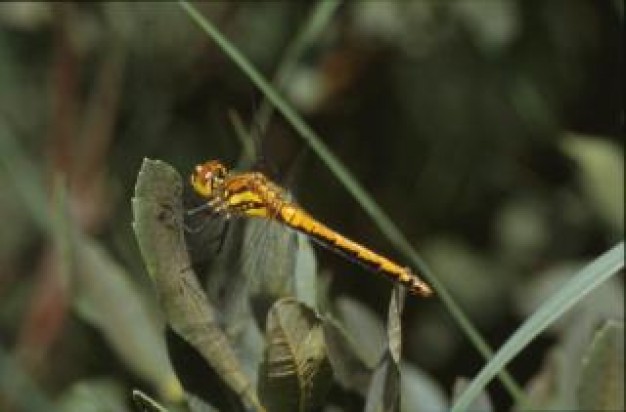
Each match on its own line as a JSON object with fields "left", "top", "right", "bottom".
{"left": 190, "top": 160, "right": 228, "bottom": 199}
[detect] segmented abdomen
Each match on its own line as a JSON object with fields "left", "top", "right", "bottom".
{"left": 276, "top": 203, "right": 432, "bottom": 296}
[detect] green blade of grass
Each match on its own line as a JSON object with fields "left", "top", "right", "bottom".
{"left": 252, "top": 0, "right": 340, "bottom": 136}
{"left": 451, "top": 242, "right": 624, "bottom": 412}
{"left": 178, "top": 0, "right": 527, "bottom": 402}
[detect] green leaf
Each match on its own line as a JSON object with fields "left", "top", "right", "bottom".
{"left": 386, "top": 287, "right": 406, "bottom": 365}
{"left": 0, "top": 345, "right": 57, "bottom": 412}
{"left": 400, "top": 362, "right": 448, "bottom": 412}
{"left": 57, "top": 379, "right": 129, "bottom": 412}
{"left": 561, "top": 133, "right": 624, "bottom": 232}
{"left": 365, "top": 352, "right": 400, "bottom": 412}
{"left": 185, "top": 393, "right": 218, "bottom": 412}
{"left": 335, "top": 297, "right": 386, "bottom": 368}
{"left": 258, "top": 298, "right": 332, "bottom": 412}
{"left": 322, "top": 316, "right": 372, "bottom": 396}
{"left": 132, "top": 389, "right": 169, "bottom": 412}
{"left": 514, "top": 272, "right": 624, "bottom": 411}
{"left": 132, "top": 159, "right": 263, "bottom": 411}
{"left": 365, "top": 286, "right": 406, "bottom": 412}
{"left": 74, "top": 238, "right": 181, "bottom": 402}
{"left": 451, "top": 242, "right": 624, "bottom": 412}
{"left": 577, "top": 319, "right": 624, "bottom": 411}
{"left": 49, "top": 173, "right": 180, "bottom": 402}
{"left": 518, "top": 348, "right": 572, "bottom": 411}
{"left": 452, "top": 378, "right": 493, "bottom": 412}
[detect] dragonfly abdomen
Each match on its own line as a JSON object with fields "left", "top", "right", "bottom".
{"left": 277, "top": 204, "right": 432, "bottom": 296}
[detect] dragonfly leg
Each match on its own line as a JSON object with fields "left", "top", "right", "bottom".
{"left": 184, "top": 207, "right": 232, "bottom": 255}
{"left": 184, "top": 204, "right": 221, "bottom": 234}
{"left": 187, "top": 197, "right": 224, "bottom": 215}
{"left": 183, "top": 218, "right": 209, "bottom": 234}
{"left": 215, "top": 219, "right": 231, "bottom": 254}
{"left": 186, "top": 202, "right": 212, "bottom": 216}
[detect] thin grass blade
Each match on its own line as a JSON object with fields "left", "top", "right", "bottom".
{"left": 452, "top": 242, "right": 624, "bottom": 412}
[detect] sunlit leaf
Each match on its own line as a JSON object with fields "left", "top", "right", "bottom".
{"left": 185, "top": 392, "right": 218, "bottom": 412}
{"left": 561, "top": 133, "right": 624, "bottom": 232}
{"left": 452, "top": 378, "right": 493, "bottom": 412}
{"left": 258, "top": 298, "right": 332, "bottom": 412}
{"left": 386, "top": 287, "right": 405, "bottom": 364}
{"left": 514, "top": 263, "right": 624, "bottom": 334}
{"left": 57, "top": 379, "right": 129, "bottom": 412}
{"left": 514, "top": 281, "right": 623, "bottom": 412}
{"left": 494, "top": 197, "right": 550, "bottom": 267}
{"left": 400, "top": 362, "right": 448, "bottom": 412}
{"left": 451, "top": 0, "right": 520, "bottom": 52}
{"left": 132, "top": 389, "right": 169, "bottom": 412}
{"left": 577, "top": 319, "right": 624, "bottom": 411}
{"left": 517, "top": 348, "right": 572, "bottom": 411}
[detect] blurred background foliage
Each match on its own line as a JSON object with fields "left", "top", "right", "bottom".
{"left": 0, "top": 1, "right": 623, "bottom": 411}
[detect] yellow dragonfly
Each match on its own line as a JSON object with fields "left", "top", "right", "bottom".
{"left": 189, "top": 160, "right": 432, "bottom": 297}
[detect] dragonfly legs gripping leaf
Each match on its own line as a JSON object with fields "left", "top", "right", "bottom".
{"left": 184, "top": 199, "right": 232, "bottom": 254}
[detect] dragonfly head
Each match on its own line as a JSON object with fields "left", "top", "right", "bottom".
{"left": 190, "top": 160, "right": 228, "bottom": 198}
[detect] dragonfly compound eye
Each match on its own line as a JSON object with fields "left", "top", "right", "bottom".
{"left": 190, "top": 160, "right": 229, "bottom": 199}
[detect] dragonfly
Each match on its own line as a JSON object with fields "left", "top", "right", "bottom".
{"left": 188, "top": 160, "right": 433, "bottom": 297}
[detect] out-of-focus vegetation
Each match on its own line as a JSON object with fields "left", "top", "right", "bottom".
{"left": 0, "top": 2, "right": 623, "bottom": 411}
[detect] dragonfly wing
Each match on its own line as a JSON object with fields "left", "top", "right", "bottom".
{"left": 242, "top": 217, "right": 298, "bottom": 328}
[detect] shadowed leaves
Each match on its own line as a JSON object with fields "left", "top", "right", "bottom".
{"left": 258, "top": 298, "right": 332, "bottom": 412}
